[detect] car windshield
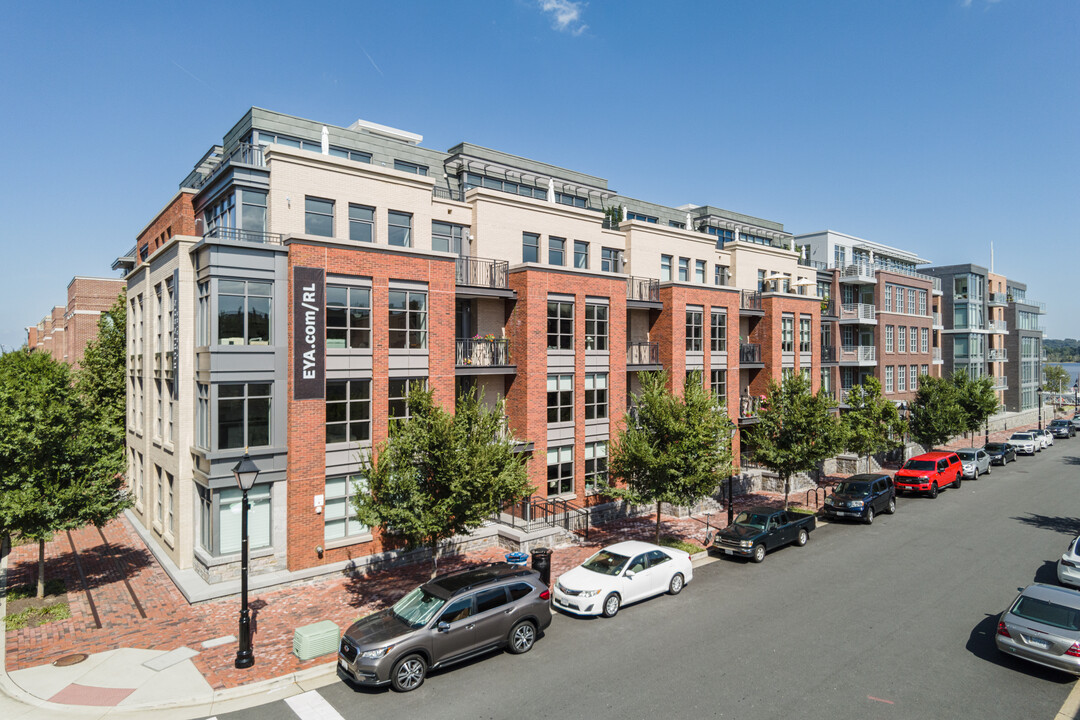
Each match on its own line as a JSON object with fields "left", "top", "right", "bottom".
{"left": 903, "top": 460, "right": 936, "bottom": 471}
{"left": 1052, "top": 420, "right": 1068, "bottom": 427}
{"left": 956, "top": 450, "right": 976, "bottom": 460}
{"left": 1011, "top": 434, "right": 1033, "bottom": 441}
{"left": 391, "top": 586, "right": 447, "bottom": 629}
{"left": 834, "top": 481, "right": 870, "bottom": 495}
{"left": 734, "top": 512, "right": 771, "bottom": 529}
{"left": 1011, "top": 595, "right": 1080, "bottom": 632}
{"left": 984, "top": 444, "right": 1004, "bottom": 452}
{"left": 582, "top": 550, "right": 629, "bottom": 576}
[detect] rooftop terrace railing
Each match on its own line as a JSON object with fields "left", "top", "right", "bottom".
{"left": 456, "top": 256, "right": 509, "bottom": 289}
{"left": 193, "top": 142, "right": 264, "bottom": 190}
{"left": 627, "top": 276, "right": 660, "bottom": 302}
{"left": 203, "top": 227, "right": 283, "bottom": 245}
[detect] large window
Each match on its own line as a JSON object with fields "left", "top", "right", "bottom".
{"left": 197, "top": 281, "right": 209, "bottom": 345}
{"left": 584, "top": 373, "right": 608, "bottom": 420}
{"left": 921, "top": 328, "right": 929, "bottom": 353}
{"left": 710, "top": 369, "right": 727, "bottom": 400}
{"left": 678, "top": 257, "right": 690, "bottom": 282}
{"left": 898, "top": 326, "right": 906, "bottom": 354}
{"left": 393, "top": 160, "right": 428, "bottom": 176}
{"left": 884, "top": 284, "right": 892, "bottom": 310}
{"left": 695, "top": 260, "right": 706, "bottom": 284}
{"left": 573, "top": 241, "right": 589, "bottom": 269}
{"left": 305, "top": 197, "right": 334, "bottom": 237}
{"left": 349, "top": 204, "right": 374, "bottom": 243}
{"left": 523, "top": 232, "right": 540, "bottom": 263}
{"left": 464, "top": 172, "right": 547, "bottom": 200}
{"left": 326, "top": 379, "right": 371, "bottom": 444}
{"left": 547, "top": 300, "right": 574, "bottom": 350}
{"left": 547, "top": 375, "right": 573, "bottom": 423}
{"left": 325, "top": 475, "right": 369, "bottom": 542}
{"left": 710, "top": 310, "right": 727, "bottom": 352}
{"left": 686, "top": 308, "right": 703, "bottom": 352}
{"left": 910, "top": 327, "right": 918, "bottom": 354}
{"left": 549, "top": 237, "right": 566, "bottom": 266}
{"left": 388, "top": 211, "right": 412, "bottom": 247}
{"left": 585, "top": 303, "right": 608, "bottom": 351}
{"left": 196, "top": 383, "right": 209, "bottom": 449}
{"left": 660, "top": 255, "right": 672, "bottom": 282}
{"left": 389, "top": 377, "right": 426, "bottom": 423}
{"left": 781, "top": 316, "right": 794, "bottom": 353}
{"left": 627, "top": 211, "right": 658, "bottom": 223}
{"left": 218, "top": 280, "right": 271, "bottom": 345}
{"left": 919, "top": 290, "right": 927, "bottom": 316}
{"left": 205, "top": 193, "right": 236, "bottom": 233}
{"left": 432, "top": 221, "right": 464, "bottom": 254}
{"left": 709, "top": 227, "right": 734, "bottom": 248}
{"left": 907, "top": 289, "right": 916, "bottom": 315}
{"left": 556, "top": 192, "right": 588, "bottom": 208}
{"left": 584, "top": 442, "right": 607, "bottom": 494}
{"left": 601, "top": 247, "right": 621, "bottom": 273}
{"left": 799, "top": 316, "right": 812, "bottom": 353}
{"left": 885, "top": 366, "right": 894, "bottom": 393}
{"left": 388, "top": 290, "right": 427, "bottom": 349}
{"left": 910, "top": 366, "right": 918, "bottom": 391}
{"left": 547, "top": 446, "right": 573, "bottom": 496}
{"left": 215, "top": 484, "right": 271, "bottom": 555}
{"left": 327, "top": 285, "right": 371, "bottom": 349}
{"left": 239, "top": 190, "right": 266, "bottom": 233}
{"left": 898, "top": 365, "right": 907, "bottom": 392}
{"left": 885, "top": 325, "right": 894, "bottom": 353}
{"left": 218, "top": 383, "right": 271, "bottom": 449}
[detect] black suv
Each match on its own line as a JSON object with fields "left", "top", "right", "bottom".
{"left": 1050, "top": 419, "right": 1076, "bottom": 438}
{"left": 338, "top": 563, "right": 552, "bottom": 692}
{"left": 822, "top": 473, "right": 896, "bottom": 524}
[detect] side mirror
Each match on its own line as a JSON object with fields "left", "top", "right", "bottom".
{"left": 437, "top": 621, "right": 450, "bottom": 633}
{"left": 625, "top": 570, "right": 636, "bottom": 579}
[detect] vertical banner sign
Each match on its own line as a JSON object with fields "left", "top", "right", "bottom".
{"left": 293, "top": 267, "right": 325, "bottom": 399}
{"left": 171, "top": 268, "right": 180, "bottom": 396}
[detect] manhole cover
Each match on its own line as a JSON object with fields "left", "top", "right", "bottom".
{"left": 53, "top": 653, "right": 89, "bottom": 667}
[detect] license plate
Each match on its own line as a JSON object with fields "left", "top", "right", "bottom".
{"left": 339, "top": 659, "right": 348, "bottom": 670}
{"left": 1022, "top": 635, "right": 1051, "bottom": 649}
{"left": 723, "top": 548, "right": 733, "bottom": 555}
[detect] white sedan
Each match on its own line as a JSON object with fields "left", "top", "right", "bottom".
{"left": 1059, "top": 535, "right": 1080, "bottom": 588}
{"left": 552, "top": 540, "right": 693, "bottom": 618}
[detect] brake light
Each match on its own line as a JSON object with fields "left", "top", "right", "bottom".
{"left": 540, "top": 590, "right": 550, "bottom": 600}
{"left": 996, "top": 621, "right": 1011, "bottom": 638}
{"left": 1068, "top": 643, "right": 1080, "bottom": 657}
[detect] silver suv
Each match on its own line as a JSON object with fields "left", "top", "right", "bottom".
{"left": 337, "top": 563, "right": 552, "bottom": 692}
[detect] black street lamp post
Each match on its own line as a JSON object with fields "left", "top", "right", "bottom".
{"left": 232, "top": 451, "right": 260, "bottom": 670}
{"left": 727, "top": 427, "right": 737, "bottom": 527}
{"left": 1037, "top": 386, "right": 1044, "bottom": 431}
{"left": 1073, "top": 383, "right": 1078, "bottom": 412}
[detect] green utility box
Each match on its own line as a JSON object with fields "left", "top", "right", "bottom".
{"left": 293, "top": 620, "right": 340, "bottom": 660}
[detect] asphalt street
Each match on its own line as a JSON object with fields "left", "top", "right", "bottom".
{"left": 214, "top": 441, "right": 1080, "bottom": 720}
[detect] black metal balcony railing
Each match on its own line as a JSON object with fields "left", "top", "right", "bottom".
{"left": 204, "top": 227, "right": 283, "bottom": 245}
{"left": 820, "top": 299, "right": 837, "bottom": 317}
{"left": 821, "top": 345, "right": 837, "bottom": 363}
{"left": 627, "top": 342, "right": 659, "bottom": 365}
{"left": 193, "top": 142, "right": 265, "bottom": 189}
{"left": 432, "top": 186, "right": 465, "bottom": 202}
{"left": 740, "top": 343, "right": 762, "bottom": 364}
{"left": 455, "top": 338, "right": 511, "bottom": 367}
{"left": 626, "top": 276, "right": 660, "bottom": 302}
{"left": 455, "top": 256, "right": 509, "bottom": 289}
{"left": 740, "top": 290, "right": 762, "bottom": 312}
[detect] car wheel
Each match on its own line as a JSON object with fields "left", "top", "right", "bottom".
{"left": 391, "top": 654, "right": 427, "bottom": 693}
{"left": 602, "top": 593, "right": 621, "bottom": 618}
{"left": 668, "top": 572, "right": 685, "bottom": 595}
{"left": 986, "top": 463, "right": 991, "bottom": 475}
{"left": 795, "top": 528, "right": 809, "bottom": 546}
{"left": 929, "top": 482, "right": 938, "bottom": 499}
{"left": 953, "top": 474, "right": 962, "bottom": 490}
{"left": 752, "top": 544, "right": 767, "bottom": 563}
{"left": 864, "top": 507, "right": 874, "bottom": 525}
{"left": 886, "top": 497, "right": 897, "bottom": 514}
{"left": 507, "top": 620, "right": 536, "bottom": 654}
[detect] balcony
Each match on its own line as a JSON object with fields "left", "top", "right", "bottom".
{"left": 739, "top": 343, "right": 764, "bottom": 367}
{"left": 839, "top": 345, "right": 876, "bottom": 365}
{"left": 820, "top": 298, "right": 838, "bottom": 318}
{"left": 739, "top": 290, "right": 764, "bottom": 315}
{"left": 839, "top": 303, "right": 877, "bottom": 324}
{"left": 203, "top": 227, "right": 283, "bottom": 245}
{"left": 993, "top": 376, "right": 1008, "bottom": 390}
{"left": 626, "top": 276, "right": 661, "bottom": 306}
{"left": 839, "top": 263, "right": 876, "bottom": 284}
{"left": 192, "top": 142, "right": 264, "bottom": 190}
{"left": 987, "top": 319, "right": 1008, "bottom": 334}
{"left": 932, "top": 312, "right": 942, "bottom": 328}
{"left": 821, "top": 345, "right": 838, "bottom": 365}
{"left": 738, "top": 394, "right": 763, "bottom": 425}
{"left": 455, "top": 256, "right": 511, "bottom": 296}
{"left": 988, "top": 348, "right": 1008, "bottom": 362}
{"left": 933, "top": 347, "right": 943, "bottom": 363}
{"left": 932, "top": 277, "right": 943, "bottom": 295}
{"left": 455, "top": 338, "right": 513, "bottom": 373}
{"left": 432, "top": 187, "right": 465, "bottom": 202}
{"left": 988, "top": 292, "right": 1008, "bottom": 307}
{"left": 627, "top": 342, "right": 661, "bottom": 369}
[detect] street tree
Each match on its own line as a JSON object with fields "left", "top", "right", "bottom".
{"left": 747, "top": 373, "right": 846, "bottom": 508}
{"left": 843, "top": 377, "right": 906, "bottom": 472}
{"left": 910, "top": 374, "right": 964, "bottom": 449}
{"left": 1044, "top": 364, "right": 1071, "bottom": 396}
{"left": 606, "top": 371, "right": 735, "bottom": 544}
{"left": 354, "top": 386, "right": 532, "bottom": 577}
{"left": 952, "top": 372, "right": 999, "bottom": 446}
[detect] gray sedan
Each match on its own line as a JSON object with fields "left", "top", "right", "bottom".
{"left": 956, "top": 448, "right": 991, "bottom": 478}
{"left": 996, "top": 583, "right": 1080, "bottom": 675}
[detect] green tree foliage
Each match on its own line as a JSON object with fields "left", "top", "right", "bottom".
{"left": 603, "top": 204, "right": 624, "bottom": 227}
{"left": 606, "top": 371, "right": 735, "bottom": 544}
{"left": 910, "top": 374, "right": 965, "bottom": 449}
{"left": 1043, "top": 364, "right": 1072, "bottom": 395}
{"left": 354, "top": 386, "right": 532, "bottom": 577}
{"left": 745, "top": 373, "right": 845, "bottom": 508}
{"left": 951, "top": 372, "right": 999, "bottom": 445}
{"left": 843, "top": 377, "right": 906, "bottom": 473}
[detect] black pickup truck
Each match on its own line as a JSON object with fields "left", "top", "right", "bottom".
{"left": 711, "top": 506, "right": 816, "bottom": 563}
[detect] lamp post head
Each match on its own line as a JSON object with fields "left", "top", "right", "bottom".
{"left": 232, "top": 451, "right": 260, "bottom": 492}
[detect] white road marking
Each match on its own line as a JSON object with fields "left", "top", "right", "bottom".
{"left": 285, "top": 689, "right": 345, "bottom": 720}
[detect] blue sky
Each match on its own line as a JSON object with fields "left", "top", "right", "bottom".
{"left": 1, "top": 0, "right": 1076, "bottom": 350}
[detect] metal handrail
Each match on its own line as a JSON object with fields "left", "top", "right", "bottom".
{"left": 740, "top": 290, "right": 762, "bottom": 311}
{"left": 740, "top": 343, "right": 762, "bottom": 363}
{"left": 495, "top": 496, "right": 590, "bottom": 539}
{"left": 627, "top": 342, "right": 659, "bottom": 365}
{"left": 193, "top": 142, "right": 264, "bottom": 189}
{"left": 627, "top": 276, "right": 659, "bottom": 301}
{"left": 840, "top": 303, "right": 876, "bottom": 321}
{"left": 456, "top": 338, "right": 511, "bottom": 366}
{"left": 821, "top": 345, "right": 837, "bottom": 363}
{"left": 455, "top": 256, "right": 509, "bottom": 289}
{"left": 433, "top": 186, "right": 465, "bottom": 202}
{"left": 203, "top": 227, "right": 283, "bottom": 245}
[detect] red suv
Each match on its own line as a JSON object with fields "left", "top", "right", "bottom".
{"left": 895, "top": 451, "right": 962, "bottom": 499}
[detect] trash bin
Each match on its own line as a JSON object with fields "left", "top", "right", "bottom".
{"left": 505, "top": 551, "right": 528, "bottom": 566}
{"left": 531, "top": 547, "right": 552, "bottom": 586}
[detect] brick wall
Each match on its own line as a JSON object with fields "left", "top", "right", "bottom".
{"left": 137, "top": 190, "right": 198, "bottom": 260}
{"left": 64, "top": 277, "right": 126, "bottom": 369}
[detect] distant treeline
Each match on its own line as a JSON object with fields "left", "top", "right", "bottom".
{"left": 1046, "top": 339, "right": 1080, "bottom": 362}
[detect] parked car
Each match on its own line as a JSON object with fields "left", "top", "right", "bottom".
{"left": 1050, "top": 419, "right": 1077, "bottom": 439}
{"left": 894, "top": 452, "right": 962, "bottom": 498}
{"left": 712, "top": 506, "right": 816, "bottom": 563}
{"left": 338, "top": 563, "right": 551, "bottom": 692}
{"left": 983, "top": 442, "right": 1017, "bottom": 465}
{"left": 956, "top": 448, "right": 992, "bottom": 478}
{"left": 996, "top": 583, "right": 1080, "bottom": 676}
{"left": 1059, "top": 536, "right": 1080, "bottom": 589}
{"left": 1069, "top": 415, "right": 1080, "bottom": 431}
{"left": 821, "top": 473, "right": 896, "bottom": 524}
{"left": 1008, "top": 432, "right": 1038, "bottom": 455}
{"left": 552, "top": 541, "right": 693, "bottom": 618}
{"left": 1039, "top": 428, "right": 1055, "bottom": 448}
